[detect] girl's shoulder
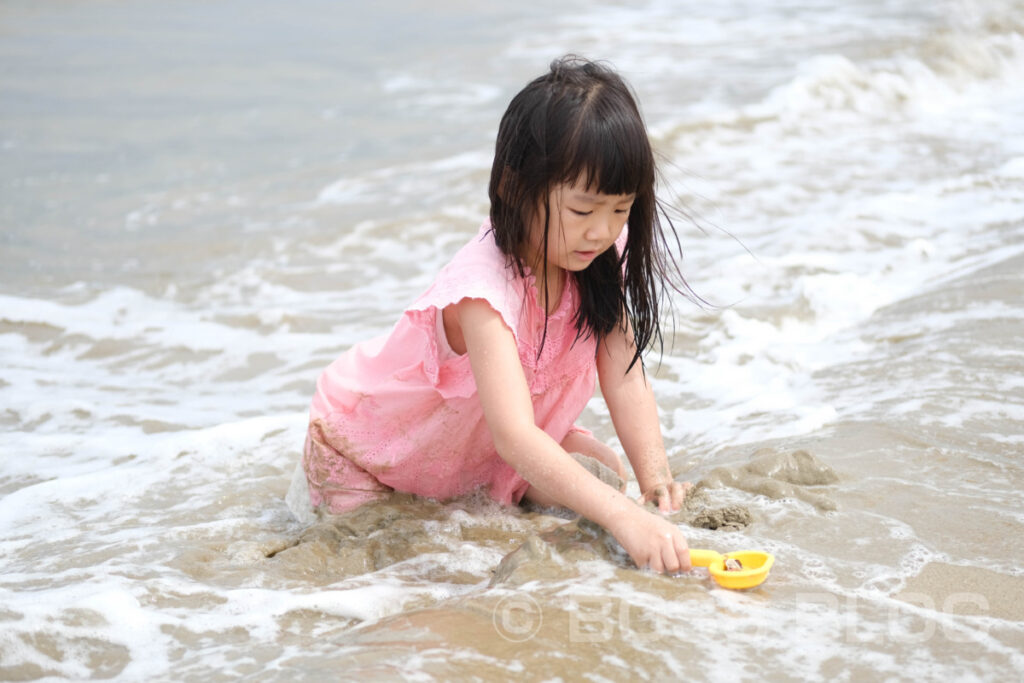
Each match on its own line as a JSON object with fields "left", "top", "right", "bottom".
{"left": 439, "top": 220, "right": 520, "bottom": 291}
{"left": 409, "top": 221, "right": 526, "bottom": 336}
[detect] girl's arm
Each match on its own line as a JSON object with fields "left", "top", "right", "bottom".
{"left": 453, "top": 297, "right": 690, "bottom": 573}
{"left": 597, "top": 318, "right": 690, "bottom": 513}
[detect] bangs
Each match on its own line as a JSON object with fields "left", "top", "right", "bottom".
{"left": 555, "top": 93, "right": 654, "bottom": 197}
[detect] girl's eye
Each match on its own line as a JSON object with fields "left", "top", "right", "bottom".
{"left": 570, "top": 209, "right": 592, "bottom": 216}
{"left": 615, "top": 208, "right": 630, "bottom": 214}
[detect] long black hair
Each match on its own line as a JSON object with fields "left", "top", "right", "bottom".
{"left": 488, "top": 56, "right": 692, "bottom": 371}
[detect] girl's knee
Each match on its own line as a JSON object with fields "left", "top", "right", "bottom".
{"left": 595, "top": 448, "right": 628, "bottom": 483}
{"left": 561, "top": 430, "right": 628, "bottom": 485}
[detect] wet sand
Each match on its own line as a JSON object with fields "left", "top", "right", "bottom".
{"left": 897, "top": 562, "right": 1024, "bottom": 622}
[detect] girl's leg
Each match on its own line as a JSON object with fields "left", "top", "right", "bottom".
{"left": 522, "top": 430, "right": 628, "bottom": 508}
{"left": 302, "top": 420, "right": 392, "bottom": 516}
{"left": 561, "top": 429, "right": 628, "bottom": 485}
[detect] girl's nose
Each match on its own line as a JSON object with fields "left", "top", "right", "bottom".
{"left": 587, "top": 216, "right": 619, "bottom": 241}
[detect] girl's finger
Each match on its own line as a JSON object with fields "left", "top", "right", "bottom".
{"left": 675, "top": 535, "right": 691, "bottom": 571}
{"left": 671, "top": 482, "right": 688, "bottom": 510}
{"left": 661, "top": 543, "right": 680, "bottom": 574}
{"left": 659, "top": 489, "right": 672, "bottom": 513}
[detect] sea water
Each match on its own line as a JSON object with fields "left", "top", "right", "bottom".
{"left": 2, "top": 0, "right": 1023, "bottom": 679}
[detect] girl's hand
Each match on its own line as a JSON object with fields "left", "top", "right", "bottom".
{"left": 639, "top": 480, "right": 691, "bottom": 514}
{"left": 609, "top": 505, "right": 691, "bottom": 574}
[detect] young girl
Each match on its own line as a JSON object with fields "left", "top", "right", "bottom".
{"left": 289, "top": 56, "right": 693, "bottom": 574}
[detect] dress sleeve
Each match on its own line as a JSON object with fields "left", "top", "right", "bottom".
{"left": 394, "top": 228, "right": 524, "bottom": 399}
{"left": 408, "top": 260, "right": 521, "bottom": 344}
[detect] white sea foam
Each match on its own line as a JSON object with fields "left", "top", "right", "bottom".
{"left": 315, "top": 150, "right": 491, "bottom": 207}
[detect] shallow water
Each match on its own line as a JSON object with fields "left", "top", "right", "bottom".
{"left": 2, "top": 0, "right": 1023, "bottom": 679}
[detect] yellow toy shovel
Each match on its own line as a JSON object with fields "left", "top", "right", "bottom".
{"left": 688, "top": 548, "right": 775, "bottom": 589}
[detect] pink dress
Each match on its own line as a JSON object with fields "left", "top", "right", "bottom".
{"left": 301, "top": 220, "right": 600, "bottom": 514}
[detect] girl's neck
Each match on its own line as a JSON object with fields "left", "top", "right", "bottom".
{"left": 518, "top": 231, "right": 565, "bottom": 315}
{"left": 528, "top": 256, "right": 565, "bottom": 315}
{"left": 539, "top": 268, "right": 565, "bottom": 314}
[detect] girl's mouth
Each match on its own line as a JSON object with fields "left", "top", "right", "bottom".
{"left": 574, "top": 250, "right": 599, "bottom": 261}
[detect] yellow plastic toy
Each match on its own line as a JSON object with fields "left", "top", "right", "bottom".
{"left": 688, "top": 548, "right": 775, "bottom": 589}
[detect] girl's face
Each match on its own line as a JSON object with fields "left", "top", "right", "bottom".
{"left": 527, "top": 179, "right": 635, "bottom": 277}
